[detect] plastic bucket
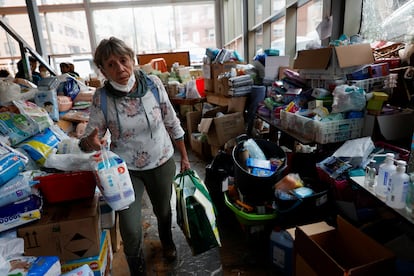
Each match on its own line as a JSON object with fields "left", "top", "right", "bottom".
{"left": 232, "top": 138, "right": 287, "bottom": 205}
{"left": 195, "top": 78, "right": 205, "bottom": 97}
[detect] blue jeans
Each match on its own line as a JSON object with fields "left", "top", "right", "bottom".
{"left": 118, "top": 157, "right": 176, "bottom": 257}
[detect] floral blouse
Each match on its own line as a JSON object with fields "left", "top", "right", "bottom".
{"left": 84, "top": 74, "right": 184, "bottom": 171}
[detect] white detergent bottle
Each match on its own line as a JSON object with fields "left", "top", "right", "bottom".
{"left": 386, "top": 160, "right": 409, "bottom": 209}
{"left": 375, "top": 153, "right": 396, "bottom": 200}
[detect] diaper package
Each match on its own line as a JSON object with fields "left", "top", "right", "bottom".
{"left": 91, "top": 148, "right": 135, "bottom": 211}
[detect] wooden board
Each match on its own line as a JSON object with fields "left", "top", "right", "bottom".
{"left": 137, "top": 51, "right": 190, "bottom": 71}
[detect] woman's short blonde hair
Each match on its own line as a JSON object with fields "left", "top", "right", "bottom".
{"left": 93, "top": 37, "right": 135, "bottom": 69}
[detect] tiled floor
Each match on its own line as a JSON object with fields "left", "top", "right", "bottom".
{"left": 111, "top": 147, "right": 276, "bottom": 275}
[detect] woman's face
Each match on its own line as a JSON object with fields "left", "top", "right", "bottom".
{"left": 101, "top": 54, "right": 134, "bottom": 85}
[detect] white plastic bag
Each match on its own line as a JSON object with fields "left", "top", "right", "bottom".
{"left": 331, "top": 84, "right": 366, "bottom": 113}
{"left": 91, "top": 147, "right": 135, "bottom": 211}
{"left": 0, "top": 79, "right": 21, "bottom": 106}
{"left": 44, "top": 148, "right": 94, "bottom": 171}
{"left": 185, "top": 79, "right": 201, "bottom": 99}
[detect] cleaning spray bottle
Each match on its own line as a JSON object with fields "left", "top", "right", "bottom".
{"left": 386, "top": 160, "right": 409, "bottom": 209}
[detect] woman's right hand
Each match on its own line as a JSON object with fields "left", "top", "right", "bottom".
{"left": 80, "top": 127, "right": 102, "bottom": 152}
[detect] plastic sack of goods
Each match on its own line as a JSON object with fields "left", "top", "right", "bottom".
{"left": 91, "top": 146, "right": 135, "bottom": 211}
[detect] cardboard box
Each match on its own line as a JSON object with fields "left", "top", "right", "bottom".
{"left": 17, "top": 195, "right": 101, "bottom": 262}
{"left": 270, "top": 221, "right": 335, "bottom": 275}
{"left": 198, "top": 111, "right": 245, "bottom": 146}
{"left": 190, "top": 133, "right": 211, "bottom": 159}
{"left": 186, "top": 110, "right": 211, "bottom": 159}
{"left": 217, "top": 76, "right": 231, "bottom": 96}
{"left": 294, "top": 44, "right": 375, "bottom": 78}
{"left": 61, "top": 229, "right": 112, "bottom": 276}
{"left": 363, "top": 109, "right": 414, "bottom": 141}
{"left": 204, "top": 78, "right": 213, "bottom": 92}
{"left": 212, "top": 62, "right": 237, "bottom": 93}
{"left": 206, "top": 93, "right": 247, "bottom": 111}
{"left": 186, "top": 110, "right": 202, "bottom": 141}
{"left": 294, "top": 216, "right": 395, "bottom": 276}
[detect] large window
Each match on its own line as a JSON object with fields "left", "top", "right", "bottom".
{"left": 360, "top": 0, "right": 414, "bottom": 42}
{"left": 296, "top": 0, "right": 322, "bottom": 52}
{"left": 270, "top": 17, "right": 285, "bottom": 55}
{"left": 0, "top": 1, "right": 216, "bottom": 78}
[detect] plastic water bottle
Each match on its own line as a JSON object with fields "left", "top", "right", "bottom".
{"left": 405, "top": 173, "right": 414, "bottom": 217}
{"left": 386, "top": 160, "right": 409, "bottom": 209}
{"left": 364, "top": 160, "right": 377, "bottom": 189}
{"left": 375, "top": 153, "right": 396, "bottom": 200}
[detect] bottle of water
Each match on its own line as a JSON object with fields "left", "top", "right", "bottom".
{"left": 375, "top": 153, "right": 396, "bottom": 200}
{"left": 386, "top": 160, "right": 409, "bottom": 209}
{"left": 364, "top": 160, "right": 377, "bottom": 189}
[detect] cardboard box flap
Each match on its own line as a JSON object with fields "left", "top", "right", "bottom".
{"left": 295, "top": 216, "right": 395, "bottom": 276}
{"left": 203, "top": 105, "right": 228, "bottom": 118}
{"left": 43, "top": 195, "right": 99, "bottom": 223}
{"left": 293, "top": 48, "right": 332, "bottom": 69}
{"left": 287, "top": 221, "right": 334, "bottom": 239}
{"left": 186, "top": 111, "right": 202, "bottom": 135}
{"left": 198, "top": 117, "right": 214, "bottom": 133}
{"left": 295, "top": 223, "right": 344, "bottom": 275}
{"left": 336, "top": 216, "right": 395, "bottom": 260}
{"left": 335, "top": 44, "right": 374, "bottom": 68}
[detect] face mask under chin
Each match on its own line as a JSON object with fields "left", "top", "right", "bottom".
{"left": 109, "top": 73, "right": 136, "bottom": 92}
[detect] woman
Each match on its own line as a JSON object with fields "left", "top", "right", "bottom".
{"left": 79, "top": 37, "right": 190, "bottom": 275}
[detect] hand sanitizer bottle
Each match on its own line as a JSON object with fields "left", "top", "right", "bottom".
{"left": 364, "top": 160, "right": 377, "bottom": 189}
{"left": 386, "top": 160, "right": 409, "bottom": 209}
{"left": 375, "top": 153, "right": 396, "bottom": 200}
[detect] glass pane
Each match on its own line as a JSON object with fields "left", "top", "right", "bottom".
{"left": 0, "top": 14, "right": 33, "bottom": 76}
{"left": 93, "top": 4, "right": 215, "bottom": 66}
{"left": 90, "top": 0, "right": 129, "bottom": 2}
{"left": 36, "top": 0, "right": 82, "bottom": 4}
{"left": 296, "top": 0, "right": 322, "bottom": 51}
{"left": 270, "top": 17, "right": 285, "bottom": 55}
{"left": 272, "top": 0, "right": 284, "bottom": 14}
{"left": 255, "top": 26, "right": 263, "bottom": 54}
{"left": 361, "top": 0, "right": 414, "bottom": 42}
{"left": 255, "top": 0, "right": 264, "bottom": 24}
{"left": 0, "top": 0, "right": 26, "bottom": 6}
{"left": 42, "top": 11, "right": 90, "bottom": 55}
{"left": 226, "top": 37, "right": 244, "bottom": 61}
{"left": 40, "top": 10, "right": 90, "bottom": 78}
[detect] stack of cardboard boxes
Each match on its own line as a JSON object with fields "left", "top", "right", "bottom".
{"left": 185, "top": 60, "right": 251, "bottom": 158}
{"left": 16, "top": 194, "right": 113, "bottom": 275}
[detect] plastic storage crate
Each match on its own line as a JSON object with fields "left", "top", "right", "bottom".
{"left": 280, "top": 110, "right": 364, "bottom": 144}
{"left": 347, "top": 76, "right": 387, "bottom": 92}
{"left": 314, "top": 117, "right": 364, "bottom": 144}
{"left": 224, "top": 192, "right": 277, "bottom": 226}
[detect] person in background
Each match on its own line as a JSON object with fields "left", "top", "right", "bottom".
{"left": 0, "top": 69, "right": 10, "bottom": 78}
{"left": 68, "top": 63, "right": 80, "bottom": 78}
{"left": 29, "top": 56, "right": 42, "bottom": 85}
{"left": 15, "top": 57, "right": 41, "bottom": 85}
{"left": 59, "top": 62, "right": 70, "bottom": 75}
{"left": 39, "top": 64, "right": 50, "bottom": 78}
{"left": 60, "top": 62, "right": 80, "bottom": 78}
{"left": 15, "top": 59, "right": 26, "bottom": 79}
{"left": 78, "top": 36, "right": 190, "bottom": 275}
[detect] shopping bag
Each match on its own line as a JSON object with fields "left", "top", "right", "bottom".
{"left": 174, "top": 169, "right": 221, "bottom": 255}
